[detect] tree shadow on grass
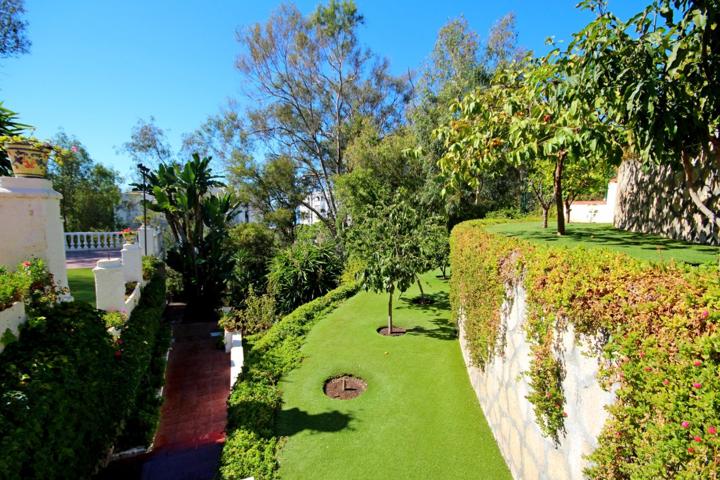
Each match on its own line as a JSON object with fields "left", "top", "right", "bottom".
{"left": 399, "top": 291, "right": 450, "bottom": 314}
{"left": 407, "top": 317, "right": 457, "bottom": 341}
{"left": 276, "top": 407, "right": 354, "bottom": 437}
{"left": 503, "top": 225, "right": 717, "bottom": 264}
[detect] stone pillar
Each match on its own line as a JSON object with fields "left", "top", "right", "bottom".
{"left": 0, "top": 177, "right": 69, "bottom": 290}
{"left": 121, "top": 242, "right": 142, "bottom": 283}
{"left": 137, "top": 224, "right": 156, "bottom": 257}
{"left": 93, "top": 258, "right": 125, "bottom": 312}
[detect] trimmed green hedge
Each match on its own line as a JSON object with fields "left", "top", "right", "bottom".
{"left": 451, "top": 220, "right": 720, "bottom": 478}
{"left": 220, "top": 281, "right": 360, "bottom": 480}
{"left": 0, "top": 265, "right": 167, "bottom": 479}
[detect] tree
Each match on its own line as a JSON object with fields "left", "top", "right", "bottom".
{"left": 48, "top": 133, "right": 121, "bottom": 230}
{"left": 347, "top": 194, "right": 434, "bottom": 333}
{"left": 435, "top": 61, "right": 623, "bottom": 235}
{"left": 227, "top": 222, "right": 277, "bottom": 304}
{"left": 143, "top": 154, "right": 239, "bottom": 318}
{"left": 229, "top": 154, "right": 304, "bottom": 244}
{"left": 232, "top": 1, "right": 410, "bottom": 233}
{"left": 0, "top": 0, "right": 30, "bottom": 58}
{"left": 411, "top": 14, "right": 526, "bottom": 225}
{"left": 122, "top": 117, "right": 172, "bottom": 169}
{"left": 569, "top": 0, "right": 720, "bottom": 227}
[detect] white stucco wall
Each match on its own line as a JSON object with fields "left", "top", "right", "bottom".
{"left": 0, "top": 177, "right": 69, "bottom": 290}
{"left": 459, "top": 283, "right": 615, "bottom": 480}
{"left": 569, "top": 181, "right": 617, "bottom": 224}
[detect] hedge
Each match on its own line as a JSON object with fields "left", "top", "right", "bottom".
{"left": 219, "top": 281, "right": 360, "bottom": 480}
{"left": 450, "top": 220, "right": 720, "bottom": 479}
{"left": 0, "top": 263, "right": 167, "bottom": 479}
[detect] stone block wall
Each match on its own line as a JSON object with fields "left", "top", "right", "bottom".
{"left": 459, "top": 283, "right": 614, "bottom": 480}
{"left": 615, "top": 159, "right": 719, "bottom": 245}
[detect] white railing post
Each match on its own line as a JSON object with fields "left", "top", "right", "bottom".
{"left": 121, "top": 242, "right": 142, "bottom": 283}
{"left": 93, "top": 258, "right": 125, "bottom": 312}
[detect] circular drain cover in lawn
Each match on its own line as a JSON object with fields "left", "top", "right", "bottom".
{"left": 376, "top": 326, "right": 407, "bottom": 336}
{"left": 324, "top": 375, "right": 367, "bottom": 400}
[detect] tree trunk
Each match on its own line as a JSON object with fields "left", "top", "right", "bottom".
{"left": 441, "top": 264, "right": 447, "bottom": 279}
{"left": 554, "top": 153, "right": 566, "bottom": 235}
{"left": 542, "top": 207, "right": 549, "bottom": 228}
{"left": 416, "top": 276, "right": 425, "bottom": 300}
{"left": 564, "top": 197, "right": 572, "bottom": 224}
{"left": 387, "top": 286, "right": 394, "bottom": 333}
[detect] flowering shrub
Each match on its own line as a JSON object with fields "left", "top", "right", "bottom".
{"left": 450, "top": 220, "right": 720, "bottom": 478}
{"left": 121, "top": 227, "right": 136, "bottom": 244}
{"left": 0, "top": 262, "right": 167, "bottom": 478}
{"left": 0, "top": 258, "right": 64, "bottom": 315}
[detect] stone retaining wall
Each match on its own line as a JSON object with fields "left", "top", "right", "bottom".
{"left": 615, "top": 159, "right": 719, "bottom": 245}
{"left": 459, "top": 283, "right": 614, "bottom": 480}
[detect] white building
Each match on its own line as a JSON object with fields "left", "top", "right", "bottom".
{"left": 569, "top": 179, "right": 618, "bottom": 223}
{"left": 298, "top": 192, "right": 329, "bottom": 225}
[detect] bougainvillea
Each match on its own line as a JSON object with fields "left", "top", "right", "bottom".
{"left": 450, "top": 220, "right": 720, "bottom": 478}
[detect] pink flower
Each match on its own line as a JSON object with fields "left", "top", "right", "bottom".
{"left": 644, "top": 366, "right": 652, "bottom": 372}
{"left": 701, "top": 310, "right": 709, "bottom": 319}
{"left": 639, "top": 351, "right": 646, "bottom": 358}
{"left": 22, "top": 261, "right": 30, "bottom": 267}
{"left": 562, "top": 411, "right": 568, "bottom": 418}
{"left": 662, "top": 379, "right": 670, "bottom": 386}
{"left": 71, "top": 146, "right": 78, "bottom": 153}
{"left": 693, "top": 436, "right": 702, "bottom": 443}
{"left": 682, "top": 421, "right": 690, "bottom": 429}
{"left": 693, "top": 382, "right": 702, "bottom": 389}
{"left": 693, "top": 359, "right": 702, "bottom": 367}
{"left": 708, "top": 426, "right": 717, "bottom": 435}
{"left": 688, "top": 447, "right": 695, "bottom": 454}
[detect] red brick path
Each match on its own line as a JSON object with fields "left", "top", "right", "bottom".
{"left": 137, "top": 322, "right": 230, "bottom": 480}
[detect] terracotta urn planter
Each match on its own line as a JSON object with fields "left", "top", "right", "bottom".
{"left": 4, "top": 141, "right": 52, "bottom": 178}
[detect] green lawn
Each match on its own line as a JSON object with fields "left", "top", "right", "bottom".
{"left": 484, "top": 221, "right": 719, "bottom": 265}
{"left": 276, "top": 272, "right": 510, "bottom": 480}
{"left": 67, "top": 268, "right": 96, "bottom": 305}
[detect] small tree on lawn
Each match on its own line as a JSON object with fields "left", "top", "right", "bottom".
{"left": 349, "top": 193, "right": 428, "bottom": 333}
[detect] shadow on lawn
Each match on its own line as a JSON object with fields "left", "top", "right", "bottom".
{"left": 408, "top": 318, "right": 457, "bottom": 341}
{"left": 276, "top": 407, "right": 354, "bottom": 437}
{"left": 399, "top": 291, "right": 450, "bottom": 313}
{"left": 504, "top": 226, "right": 716, "bottom": 264}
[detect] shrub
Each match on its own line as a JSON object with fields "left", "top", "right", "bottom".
{"left": 450, "top": 220, "right": 720, "bottom": 478}
{"left": 227, "top": 223, "right": 277, "bottom": 305}
{"left": 219, "top": 288, "right": 277, "bottom": 336}
{"left": 0, "top": 267, "right": 27, "bottom": 311}
{"left": 0, "top": 263, "right": 167, "bottom": 478}
{"left": 267, "top": 238, "right": 342, "bottom": 314}
{"left": 220, "top": 281, "right": 360, "bottom": 479}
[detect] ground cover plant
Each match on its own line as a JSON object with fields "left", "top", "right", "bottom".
{"left": 276, "top": 271, "right": 510, "bottom": 479}
{"left": 485, "top": 221, "right": 719, "bottom": 265}
{"left": 451, "top": 220, "right": 720, "bottom": 478}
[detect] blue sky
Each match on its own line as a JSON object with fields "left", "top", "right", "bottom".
{"left": 0, "top": 0, "right": 645, "bottom": 186}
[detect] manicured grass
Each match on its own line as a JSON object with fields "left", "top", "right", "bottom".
{"left": 484, "top": 221, "right": 719, "bottom": 265}
{"left": 67, "top": 268, "right": 96, "bottom": 305}
{"left": 276, "top": 272, "right": 510, "bottom": 480}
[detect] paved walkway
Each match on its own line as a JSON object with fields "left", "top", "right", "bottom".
{"left": 66, "top": 249, "right": 121, "bottom": 269}
{"left": 99, "top": 318, "right": 230, "bottom": 480}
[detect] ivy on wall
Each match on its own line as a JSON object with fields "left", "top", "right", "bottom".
{"left": 450, "top": 220, "right": 720, "bottom": 478}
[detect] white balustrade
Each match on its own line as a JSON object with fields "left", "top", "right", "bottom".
{"left": 65, "top": 231, "right": 126, "bottom": 251}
